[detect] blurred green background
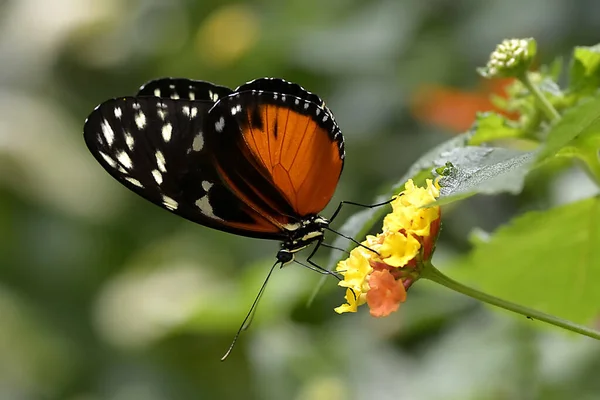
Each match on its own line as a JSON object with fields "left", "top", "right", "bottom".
{"left": 2, "top": 1, "right": 600, "bottom": 399}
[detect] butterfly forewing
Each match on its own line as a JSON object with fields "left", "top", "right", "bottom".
{"left": 83, "top": 96, "right": 286, "bottom": 239}
{"left": 137, "top": 78, "right": 233, "bottom": 102}
{"left": 234, "top": 78, "right": 326, "bottom": 108}
{"left": 207, "top": 89, "right": 345, "bottom": 217}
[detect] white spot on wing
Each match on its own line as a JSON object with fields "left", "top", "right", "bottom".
{"left": 191, "top": 107, "right": 198, "bottom": 118}
{"left": 125, "top": 177, "right": 143, "bottom": 188}
{"left": 182, "top": 106, "right": 190, "bottom": 117}
{"left": 215, "top": 117, "right": 225, "bottom": 132}
{"left": 171, "top": 93, "right": 180, "bottom": 100}
{"left": 101, "top": 119, "right": 114, "bottom": 146}
{"left": 152, "top": 169, "right": 163, "bottom": 185}
{"left": 195, "top": 196, "right": 221, "bottom": 219}
{"left": 209, "top": 90, "right": 219, "bottom": 102}
{"left": 158, "top": 108, "right": 167, "bottom": 121}
{"left": 135, "top": 112, "right": 146, "bottom": 129}
{"left": 202, "top": 180, "right": 213, "bottom": 191}
{"left": 163, "top": 195, "right": 178, "bottom": 210}
{"left": 125, "top": 131, "right": 134, "bottom": 150}
{"left": 114, "top": 107, "right": 122, "bottom": 119}
{"left": 189, "top": 92, "right": 195, "bottom": 100}
{"left": 117, "top": 151, "right": 133, "bottom": 170}
{"left": 154, "top": 88, "right": 161, "bottom": 97}
{"left": 99, "top": 152, "right": 117, "bottom": 168}
{"left": 155, "top": 150, "right": 166, "bottom": 172}
{"left": 162, "top": 123, "right": 173, "bottom": 142}
{"left": 192, "top": 132, "right": 204, "bottom": 151}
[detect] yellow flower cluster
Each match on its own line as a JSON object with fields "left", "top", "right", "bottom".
{"left": 335, "top": 179, "right": 441, "bottom": 317}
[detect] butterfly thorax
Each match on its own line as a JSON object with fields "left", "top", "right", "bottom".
{"left": 276, "top": 215, "right": 329, "bottom": 265}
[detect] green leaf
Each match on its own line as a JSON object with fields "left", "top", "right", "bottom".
{"left": 404, "top": 131, "right": 474, "bottom": 179}
{"left": 537, "top": 96, "right": 600, "bottom": 161}
{"left": 469, "top": 112, "right": 524, "bottom": 145}
{"left": 435, "top": 147, "right": 536, "bottom": 206}
{"left": 450, "top": 197, "right": 600, "bottom": 324}
{"left": 569, "top": 44, "right": 600, "bottom": 92}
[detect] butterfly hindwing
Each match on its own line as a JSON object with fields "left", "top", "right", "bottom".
{"left": 83, "top": 96, "right": 287, "bottom": 239}
{"left": 137, "top": 78, "right": 233, "bottom": 102}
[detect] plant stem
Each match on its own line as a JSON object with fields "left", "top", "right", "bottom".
{"left": 421, "top": 262, "right": 600, "bottom": 341}
{"left": 519, "top": 72, "right": 561, "bottom": 123}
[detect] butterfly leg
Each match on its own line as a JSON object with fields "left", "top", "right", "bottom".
{"left": 301, "top": 238, "right": 342, "bottom": 280}
{"left": 319, "top": 242, "right": 350, "bottom": 255}
{"left": 328, "top": 197, "right": 397, "bottom": 223}
{"left": 324, "top": 197, "right": 398, "bottom": 256}
{"left": 324, "top": 226, "right": 380, "bottom": 255}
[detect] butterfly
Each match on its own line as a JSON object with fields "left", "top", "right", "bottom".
{"left": 84, "top": 77, "right": 345, "bottom": 267}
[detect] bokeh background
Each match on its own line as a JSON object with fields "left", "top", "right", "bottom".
{"left": 2, "top": 0, "right": 600, "bottom": 399}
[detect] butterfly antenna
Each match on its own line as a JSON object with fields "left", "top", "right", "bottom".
{"left": 324, "top": 226, "right": 380, "bottom": 255}
{"left": 221, "top": 259, "right": 280, "bottom": 361}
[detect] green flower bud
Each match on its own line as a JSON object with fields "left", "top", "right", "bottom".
{"left": 478, "top": 38, "right": 537, "bottom": 78}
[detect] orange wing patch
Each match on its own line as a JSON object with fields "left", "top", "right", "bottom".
{"left": 241, "top": 104, "right": 342, "bottom": 216}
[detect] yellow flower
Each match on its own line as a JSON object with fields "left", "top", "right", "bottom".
{"left": 383, "top": 179, "right": 441, "bottom": 236}
{"left": 334, "top": 246, "right": 373, "bottom": 314}
{"left": 334, "top": 288, "right": 366, "bottom": 314}
{"left": 336, "top": 247, "right": 372, "bottom": 291}
{"left": 379, "top": 231, "right": 420, "bottom": 267}
{"left": 335, "top": 179, "right": 442, "bottom": 316}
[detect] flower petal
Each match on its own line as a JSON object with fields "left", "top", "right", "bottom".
{"left": 379, "top": 232, "right": 420, "bottom": 267}
{"left": 334, "top": 288, "right": 366, "bottom": 314}
{"left": 366, "top": 270, "right": 407, "bottom": 317}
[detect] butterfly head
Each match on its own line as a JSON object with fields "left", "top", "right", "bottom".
{"left": 276, "top": 215, "right": 330, "bottom": 265}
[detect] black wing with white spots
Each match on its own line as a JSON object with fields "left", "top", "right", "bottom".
{"left": 137, "top": 78, "right": 233, "bottom": 102}
{"left": 83, "top": 96, "right": 288, "bottom": 239}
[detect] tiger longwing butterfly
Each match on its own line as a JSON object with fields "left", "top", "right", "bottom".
{"left": 84, "top": 77, "right": 354, "bottom": 358}
{"left": 84, "top": 77, "right": 344, "bottom": 263}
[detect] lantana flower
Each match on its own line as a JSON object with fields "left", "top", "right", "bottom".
{"left": 334, "top": 179, "right": 441, "bottom": 317}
